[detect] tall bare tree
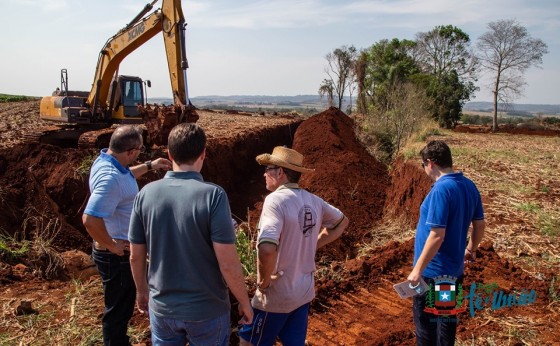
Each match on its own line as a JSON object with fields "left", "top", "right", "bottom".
{"left": 476, "top": 19, "right": 548, "bottom": 131}
{"left": 323, "top": 45, "right": 357, "bottom": 110}
{"left": 415, "top": 25, "right": 477, "bottom": 80}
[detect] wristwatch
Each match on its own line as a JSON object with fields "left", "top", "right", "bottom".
{"left": 145, "top": 160, "right": 152, "bottom": 170}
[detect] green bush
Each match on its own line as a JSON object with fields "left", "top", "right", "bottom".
{"left": 0, "top": 94, "right": 34, "bottom": 102}
{"left": 461, "top": 113, "right": 493, "bottom": 125}
{"left": 543, "top": 117, "right": 560, "bottom": 125}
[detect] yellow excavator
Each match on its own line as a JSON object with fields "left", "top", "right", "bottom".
{"left": 38, "top": 0, "right": 197, "bottom": 148}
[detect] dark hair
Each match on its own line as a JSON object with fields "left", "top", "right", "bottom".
{"left": 109, "top": 125, "right": 143, "bottom": 153}
{"left": 168, "top": 123, "right": 206, "bottom": 164}
{"left": 420, "top": 140, "right": 453, "bottom": 168}
{"left": 281, "top": 167, "right": 302, "bottom": 183}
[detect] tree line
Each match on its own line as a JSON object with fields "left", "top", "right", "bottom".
{"left": 319, "top": 19, "right": 548, "bottom": 133}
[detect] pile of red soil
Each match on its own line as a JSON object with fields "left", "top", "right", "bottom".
{"left": 292, "top": 107, "right": 390, "bottom": 261}
{"left": 383, "top": 157, "right": 432, "bottom": 226}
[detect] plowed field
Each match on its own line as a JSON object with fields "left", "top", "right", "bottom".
{"left": 0, "top": 100, "right": 559, "bottom": 345}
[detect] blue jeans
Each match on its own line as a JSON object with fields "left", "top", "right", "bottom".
{"left": 149, "top": 311, "right": 230, "bottom": 346}
{"left": 92, "top": 248, "right": 136, "bottom": 346}
{"left": 238, "top": 303, "right": 310, "bottom": 346}
{"left": 413, "top": 276, "right": 463, "bottom": 346}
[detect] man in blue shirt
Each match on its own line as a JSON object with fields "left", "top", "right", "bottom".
{"left": 408, "top": 140, "right": 485, "bottom": 346}
{"left": 82, "top": 125, "right": 171, "bottom": 346}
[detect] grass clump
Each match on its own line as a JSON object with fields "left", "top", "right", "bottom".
{"left": 235, "top": 223, "right": 257, "bottom": 279}
{"left": 514, "top": 202, "right": 540, "bottom": 213}
{"left": 0, "top": 232, "right": 30, "bottom": 264}
{"left": 74, "top": 154, "right": 96, "bottom": 179}
{"left": 21, "top": 208, "right": 65, "bottom": 279}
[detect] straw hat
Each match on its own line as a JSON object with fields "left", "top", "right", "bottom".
{"left": 256, "top": 146, "right": 315, "bottom": 173}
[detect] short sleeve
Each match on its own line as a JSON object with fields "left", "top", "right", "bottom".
{"left": 84, "top": 173, "right": 120, "bottom": 218}
{"left": 128, "top": 193, "right": 146, "bottom": 244}
{"left": 321, "top": 200, "right": 344, "bottom": 229}
{"left": 209, "top": 188, "right": 236, "bottom": 244}
{"left": 257, "top": 196, "right": 284, "bottom": 246}
{"left": 426, "top": 189, "right": 448, "bottom": 228}
{"left": 473, "top": 187, "right": 484, "bottom": 220}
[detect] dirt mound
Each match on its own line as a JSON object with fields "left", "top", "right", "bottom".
{"left": 383, "top": 157, "right": 432, "bottom": 226}
{"left": 291, "top": 107, "right": 389, "bottom": 261}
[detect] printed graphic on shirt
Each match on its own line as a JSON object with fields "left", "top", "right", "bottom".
{"left": 299, "top": 205, "right": 316, "bottom": 237}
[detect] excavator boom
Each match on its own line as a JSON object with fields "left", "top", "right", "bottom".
{"left": 88, "top": 0, "right": 188, "bottom": 114}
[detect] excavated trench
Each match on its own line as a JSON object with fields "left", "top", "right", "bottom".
{"left": 0, "top": 119, "right": 302, "bottom": 252}
{"left": 0, "top": 107, "right": 392, "bottom": 258}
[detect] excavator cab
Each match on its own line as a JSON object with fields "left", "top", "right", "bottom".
{"left": 110, "top": 75, "right": 146, "bottom": 121}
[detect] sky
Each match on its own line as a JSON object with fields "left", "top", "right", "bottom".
{"left": 1, "top": 0, "right": 559, "bottom": 104}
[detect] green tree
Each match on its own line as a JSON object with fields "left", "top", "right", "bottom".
{"left": 415, "top": 25, "right": 478, "bottom": 128}
{"left": 323, "top": 45, "right": 357, "bottom": 110}
{"left": 476, "top": 19, "right": 548, "bottom": 132}
{"left": 356, "top": 38, "right": 419, "bottom": 114}
{"left": 420, "top": 71, "right": 476, "bottom": 128}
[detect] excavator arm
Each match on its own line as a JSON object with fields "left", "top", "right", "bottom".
{"left": 88, "top": 0, "right": 189, "bottom": 115}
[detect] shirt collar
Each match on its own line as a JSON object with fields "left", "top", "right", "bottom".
{"left": 164, "top": 170, "right": 204, "bottom": 181}
{"left": 276, "top": 182, "right": 300, "bottom": 191}
{"left": 99, "top": 149, "right": 130, "bottom": 174}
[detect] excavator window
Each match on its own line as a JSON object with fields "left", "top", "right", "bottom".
{"left": 123, "top": 81, "right": 143, "bottom": 107}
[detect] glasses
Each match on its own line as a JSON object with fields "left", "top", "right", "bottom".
{"left": 128, "top": 145, "right": 145, "bottom": 153}
{"left": 265, "top": 166, "right": 280, "bottom": 173}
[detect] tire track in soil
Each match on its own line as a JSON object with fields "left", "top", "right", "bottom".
{"left": 307, "top": 285, "right": 413, "bottom": 345}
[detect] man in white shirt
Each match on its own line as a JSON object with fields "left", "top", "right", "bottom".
{"left": 239, "top": 146, "right": 349, "bottom": 346}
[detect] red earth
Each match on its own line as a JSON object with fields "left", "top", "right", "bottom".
{"left": 0, "top": 101, "right": 558, "bottom": 345}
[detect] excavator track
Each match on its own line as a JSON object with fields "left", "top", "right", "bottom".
{"left": 23, "top": 125, "right": 84, "bottom": 148}
{"left": 77, "top": 127, "right": 116, "bottom": 150}
{"left": 22, "top": 124, "right": 115, "bottom": 150}
{"left": 26, "top": 105, "right": 197, "bottom": 150}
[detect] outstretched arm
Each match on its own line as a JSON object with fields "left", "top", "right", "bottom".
{"left": 131, "top": 157, "right": 172, "bottom": 178}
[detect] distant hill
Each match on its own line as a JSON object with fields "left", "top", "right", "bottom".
{"left": 464, "top": 101, "right": 560, "bottom": 115}
{"left": 148, "top": 95, "right": 559, "bottom": 115}
{"left": 148, "top": 95, "right": 349, "bottom": 113}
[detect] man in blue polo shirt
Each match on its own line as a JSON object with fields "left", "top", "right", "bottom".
{"left": 82, "top": 125, "right": 171, "bottom": 346}
{"left": 407, "top": 140, "right": 485, "bottom": 346}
